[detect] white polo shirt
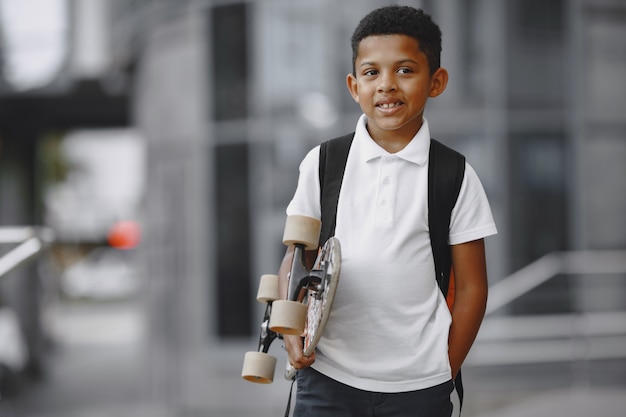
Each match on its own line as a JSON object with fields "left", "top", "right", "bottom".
{"left": 286, "top": 114, "right": 497, "bottom": 393}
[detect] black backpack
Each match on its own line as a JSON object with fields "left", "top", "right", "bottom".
{"left": 317, "top": 132, "right": 466, "bottom": 409}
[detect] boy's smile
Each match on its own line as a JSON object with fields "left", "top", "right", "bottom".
{"left": 347, "top": 34, "right": 448, "bottom": 152}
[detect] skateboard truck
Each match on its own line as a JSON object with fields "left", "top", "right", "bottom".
{"left": 257, "top": 297, "right": 280, "bottom": 354}
{"left": 242, "top": 273, "right": 282, "bottom": 383}
{"left": 286, "top": 242, "right": 324, "bottom": 303}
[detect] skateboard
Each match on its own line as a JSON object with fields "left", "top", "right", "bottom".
{"left": 242, "top": 215, "right": 341, "bottom": 383}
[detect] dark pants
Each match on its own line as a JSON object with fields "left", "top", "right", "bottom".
{"left": 294, "top": 367, "right": 454, "bottom": 417}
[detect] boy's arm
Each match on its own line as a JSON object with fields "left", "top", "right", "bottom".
{"left": 277, "top": 245, "right": 318, "bottom": 370}
{"left": 448, "top": 238, "right": 489, "bottom": 379}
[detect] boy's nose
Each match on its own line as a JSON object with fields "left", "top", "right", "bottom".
{"left": 377, "top": 73, "right": 397, "bottom": 92}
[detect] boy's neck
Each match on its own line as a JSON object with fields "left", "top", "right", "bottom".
{"left": 366, "top": 121, "right": 423, "bottom": 154}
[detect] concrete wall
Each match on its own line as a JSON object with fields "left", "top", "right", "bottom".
{"left": 133, "top": 6, "right": 213, "bottom": 405}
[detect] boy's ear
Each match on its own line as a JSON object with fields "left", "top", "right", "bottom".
{"left": 429, "top": 67, "right": 449, "bottom": 98}
{"left": 346, "top": 73, "right": 360, "bottom": 103}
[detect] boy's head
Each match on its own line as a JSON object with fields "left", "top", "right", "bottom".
{"left": 351, "top": 5, "right": 442, "bottom": 75}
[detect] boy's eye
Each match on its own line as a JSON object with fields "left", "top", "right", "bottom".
{"left": 397, "top": 67, "right": 413, "bottom": 74}
{"left": 363, "top": 69, "right": 378, "bottom": 76}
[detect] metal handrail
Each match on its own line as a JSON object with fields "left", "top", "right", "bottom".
{"left": 469, "top": 250, "right": 626, "bottom": 366}
{"left": 486, "top": 250, "right": 626, "bottom": 315}
{"left": 0, "top": 227, "right": 55, "bottom": 279}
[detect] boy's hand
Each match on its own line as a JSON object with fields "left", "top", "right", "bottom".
{"left": 284, "top": 334, "right": 315, "bottom": 369}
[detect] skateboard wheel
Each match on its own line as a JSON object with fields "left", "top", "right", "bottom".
{"left": 257, "top": 274, "right": 279, "bottom": 303}
{"left": 269, "top": 300, "right": 307, "bottom": 335}
{"left": 242, "top": 351, "right": 277, "bottom": 384}
{"left": 282, "top": 215, "right": 321, "bottom": 250}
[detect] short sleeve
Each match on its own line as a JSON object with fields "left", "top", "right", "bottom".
{"left": 448, "top": 162, "right": 497, "bottom": 245}
{"left": 285, "top": 146, "right": 322, "bottom": 220}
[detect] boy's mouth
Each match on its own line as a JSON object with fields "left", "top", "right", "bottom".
{"left": 376, "top": 100, "right": 403, "bottom": 111}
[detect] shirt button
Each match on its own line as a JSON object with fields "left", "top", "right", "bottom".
{"left": 383, "top": 176, "right": 391, "bottom": 185}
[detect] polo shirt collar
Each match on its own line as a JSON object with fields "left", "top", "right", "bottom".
{"left": 354, "top": 114, "right": 431, "bottom": 166}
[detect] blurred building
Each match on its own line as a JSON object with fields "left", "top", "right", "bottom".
{"left": 0, "top": 0, "right": 130, "bottom": 380}
{"left": 0, "top": 0, "right": 624, "bottom": 409}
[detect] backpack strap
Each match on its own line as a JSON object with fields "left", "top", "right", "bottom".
{"left": 427, "top": 139, "right": 465, "bottom": 297}
{"left": 318, "top": 133, "right": 354, "bottom": 246}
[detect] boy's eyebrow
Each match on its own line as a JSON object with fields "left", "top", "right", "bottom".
{"left": 358, "top": 58, "right": 419, "bottom": 67}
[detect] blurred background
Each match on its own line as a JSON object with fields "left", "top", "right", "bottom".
{"left": 0, "top": 0, "right": 624, "bottom": 416}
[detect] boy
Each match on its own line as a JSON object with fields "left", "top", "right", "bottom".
{"left": 278, "top": 5, "right": 497, "bottom": 416}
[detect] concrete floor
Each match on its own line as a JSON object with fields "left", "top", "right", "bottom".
{"left": 1, "top": 299, "right": 624, "bottom": 417}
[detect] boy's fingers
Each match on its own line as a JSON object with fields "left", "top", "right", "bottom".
{"left": 283, "top": 334, "right": 316, "bottom": 368}
{"left": 290, "top": 352, "right": 315, "bottom": 369}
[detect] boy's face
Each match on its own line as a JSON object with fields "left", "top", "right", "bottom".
{"left": 347, "top": 34, "right": 447, "bottom": 146}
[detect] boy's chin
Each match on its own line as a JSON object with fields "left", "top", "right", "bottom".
{"left": 366, "top": 118, "right": 422, "bottom": 135}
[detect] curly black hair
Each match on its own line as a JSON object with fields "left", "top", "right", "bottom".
{"left": 351, "top": 5, "right": 442, "bottom": 75}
